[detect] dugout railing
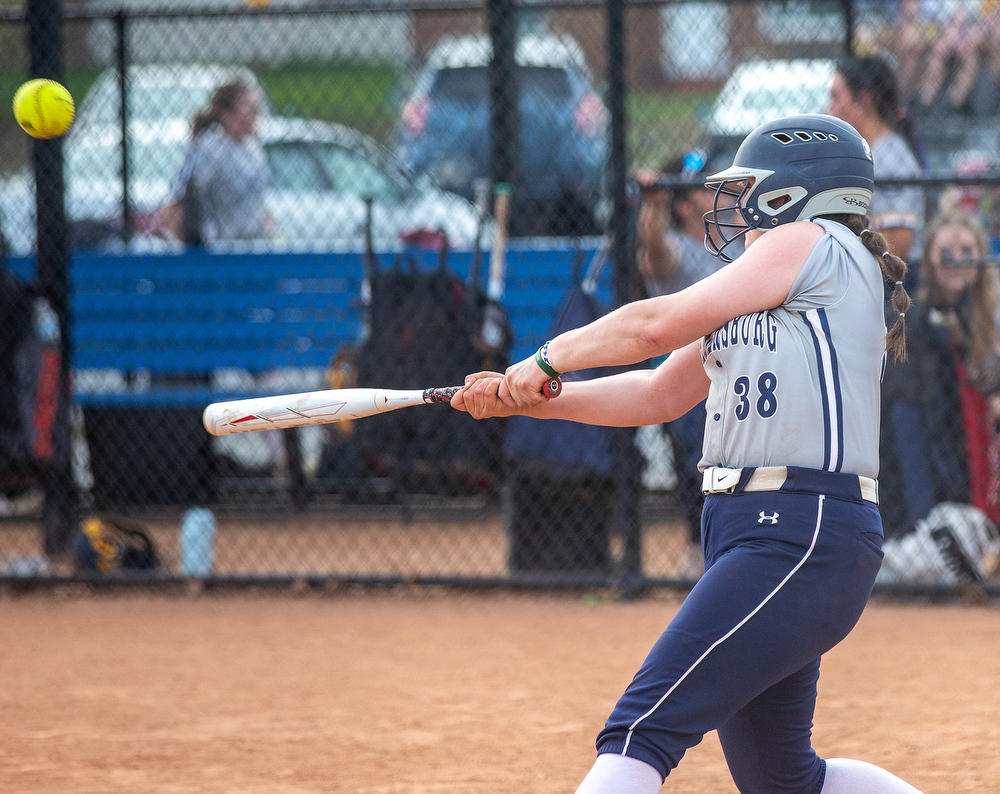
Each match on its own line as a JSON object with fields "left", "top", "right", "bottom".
{"left": 2, "top": 0, "right": 1000, "bottom": 597}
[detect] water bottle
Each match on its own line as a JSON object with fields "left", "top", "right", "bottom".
{"left": 180, "top": 507, "right": 216, "bottom": 577}
{"left": 33, "top": 298, "right": 60, "bottom": 343}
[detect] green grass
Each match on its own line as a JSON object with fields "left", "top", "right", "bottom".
{"left": 255, "top": 61, "right": 406, "bottom": 147}
{"left": 1, "top": 59, "right": 718, "bottom": 176}
{"left": 627, "top": 89, "right": 717, "bottom": 172}
{"left": 1, "top": 60, "right": 403, "bottom": 136}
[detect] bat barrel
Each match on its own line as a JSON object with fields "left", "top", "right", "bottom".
{"left": 203, "top": 387, "right": 459, "bottom": 436}
{"left": 203, "top": 388, "right": 390, "bottom": 436}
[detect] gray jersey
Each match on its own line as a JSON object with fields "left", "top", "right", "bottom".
{"left": 187, "top": 125, "right": 270, "bottom": 243}
{"left": 699, "top": 219, "right": 886, "bottom": 478}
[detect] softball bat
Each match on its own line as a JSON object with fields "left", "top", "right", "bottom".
{"left": 203, "top": 379, "right": 562, "bottom": 436}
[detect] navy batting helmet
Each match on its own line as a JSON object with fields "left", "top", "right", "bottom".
{"left": 703, "top": 114, "right": 874, "bottom": 262}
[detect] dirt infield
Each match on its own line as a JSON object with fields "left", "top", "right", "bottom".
{"left": 1, "top": 590, "right": 997, "bottom": 793}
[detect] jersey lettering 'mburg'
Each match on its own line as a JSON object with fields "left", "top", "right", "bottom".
{"left": 703, "top": 311, "right": 778, "bottom": 360}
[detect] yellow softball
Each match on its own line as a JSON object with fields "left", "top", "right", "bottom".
{"left": 13, "top": 79, "right": 75, "bottom": 139}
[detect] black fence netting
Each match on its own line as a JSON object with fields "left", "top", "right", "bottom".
{"left": 1, "top": 0, "right": 999, "bottom": 594}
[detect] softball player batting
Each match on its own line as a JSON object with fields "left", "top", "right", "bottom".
{"left": 453, "top": 114, "right": 925, "bottom": 794}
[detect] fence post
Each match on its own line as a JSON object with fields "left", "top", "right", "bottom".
{"left": 606, "top": 0, "right": 643, "bottom": 599}
{"left": 26, "top": 0, "right": 76, "bottom": 557}
{"left": 488, "top": 0, "right": 520, "bottom": 195}
{"left": 840, "top": 0, "right": 855, "bottom": 54}
{"left": 115, "top": 10, "right": 132, "bottom": 243}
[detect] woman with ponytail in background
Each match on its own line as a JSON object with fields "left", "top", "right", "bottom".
{"left": 159, "top": 78, "right": 273, "bottom": 246}
{"left": 830, "top": 53, "right": 926, "bottom": 275}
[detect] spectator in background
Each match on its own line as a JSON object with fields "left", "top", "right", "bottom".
{"left": 893, "top": 0, "right": 943, "bottom": 108}
{"left": 829, "top": 54, "right": 925, "bottom": 274}
{"left": 158, "top": 79, "right": 273, "bottom": 245}
{"left": 915, "top": 0, "right": 994, "bottom": 113}
{"left": 879, "top": 208, "right": 1000, "bottom": 542}
{"left": 634, "top": 150, "right": 723, "bottom": 576}
{"left": 157, "top": 79, "right": 283, "bottom": 480}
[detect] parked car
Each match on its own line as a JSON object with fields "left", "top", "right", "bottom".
{"left": 396, "top": 32, "right": 608, "bottom": 236}
{"left": 702, "top": 56, "right": 1000, "bottom": 180}
{"left": 705, "top": 58, "right": 835, "bottom": 139}
{"left": 0, "top": 116, "right": 484, "bottom": 255}
{"left": 702, "top": 57, "right": 836, "bottom": 167}
{"left": 73, "top": 63, "right": 272, "bottom": 129}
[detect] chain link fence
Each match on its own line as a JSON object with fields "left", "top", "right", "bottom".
{"left": 1, "top": 0, "right": 999, "bottom": 593}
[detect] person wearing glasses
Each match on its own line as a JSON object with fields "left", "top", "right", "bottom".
{"left": 880, "top": 207, "right": 1000, "bottom": 545}
{"left": 634, "top": 150, "right": 724, "bottom": 576}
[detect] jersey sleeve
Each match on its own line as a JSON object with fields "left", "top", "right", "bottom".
{"left": 782, "top": 221, "right": 853, "bottom": 312}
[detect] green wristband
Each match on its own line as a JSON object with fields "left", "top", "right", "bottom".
{"left": 535, "top": 345, "right": 561, "bottom": 378}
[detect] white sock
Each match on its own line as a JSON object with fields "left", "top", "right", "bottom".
{"left": 821, "top": 758, "right": 925, "bottom": 794}
{"left": 574, "top": 753, "right": 663, "bottom": 794}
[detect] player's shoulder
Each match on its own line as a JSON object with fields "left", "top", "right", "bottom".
{"left": 754, "top": 221, "right": 826, "bottom": 255}
{"left": 723, "top": 222, "right": 826, "bottom": 308}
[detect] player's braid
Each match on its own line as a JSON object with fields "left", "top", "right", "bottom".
{"left": 828, "top": 214, "right": 910, "bottom": 362}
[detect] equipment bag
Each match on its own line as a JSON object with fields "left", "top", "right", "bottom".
{"left": 71, "top": 514, "right": 160, "bottom": 573}
{"left": 0, "top": 263, "right": 68, "bottom": 497}
{"left": 350, "top": 248, "right": 511, "bottom": 495}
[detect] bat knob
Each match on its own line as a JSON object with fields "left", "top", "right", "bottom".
{"left": 542, "top": 377, "right": 562, "bottom": 399}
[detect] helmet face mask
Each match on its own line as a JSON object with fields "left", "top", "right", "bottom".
{"left": 704, "top": 176, "right": 751, "bottom": 259}
{"left": 702, "top": 114, "right": 874, "bottom": 262}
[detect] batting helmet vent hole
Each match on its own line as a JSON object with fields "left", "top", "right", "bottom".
{"left": 772, "top": 132, "right": 794, "bottom": 144}
{"left": 813, "top": 132, "right": 828, "bottom": 140}
{"left": 794, "top": 131, "right": 812, "bottom": 141}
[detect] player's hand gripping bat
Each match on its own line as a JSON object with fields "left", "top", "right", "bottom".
{"left": 203, "top": 379, "right": 562, "bottom": 436}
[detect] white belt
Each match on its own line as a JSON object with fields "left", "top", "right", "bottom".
{"left": 702, "top": 466, "right": 879, "bottom": 504}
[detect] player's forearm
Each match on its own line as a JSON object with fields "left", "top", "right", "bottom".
{"left": 543, "top": 295, "right": 690, "bottom": 375}
{"left": 527, "top": 345, "right": 707, "bottom": 426}
{"left": 523, "top": 369, "right": 673, "bottom": 426}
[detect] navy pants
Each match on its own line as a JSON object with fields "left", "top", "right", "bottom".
{"left": 665, "top": 402, "right": 708, "bottom": 544}
{"left": 595, "top": 480, "right": 884, "bottom": 793}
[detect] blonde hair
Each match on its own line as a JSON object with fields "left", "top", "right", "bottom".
{"left": 919, "top": 210, "right": 999, "bottom": 382}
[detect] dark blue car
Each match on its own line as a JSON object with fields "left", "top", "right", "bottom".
{"left": 396, "top": 33, "right": 608, "bottom": 236}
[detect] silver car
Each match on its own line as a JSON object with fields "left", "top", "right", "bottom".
{"left": 72, "top": 63, "right": 272, "bottom": 130}
{"left": 1, "top": 115, "right": 484, "bottom": 255}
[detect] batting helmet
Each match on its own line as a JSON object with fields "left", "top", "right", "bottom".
{"left": 703, "top": 114, "right": 875, "bottom": 262}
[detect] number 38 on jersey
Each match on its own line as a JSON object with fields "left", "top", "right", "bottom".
{"left": 733, "top": 371, "right": 778, "bottom": 420}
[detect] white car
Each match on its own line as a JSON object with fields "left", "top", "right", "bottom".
{"left": 706, "top": 58, "right": 835, "bottom": 137}
{"left": 73, "top": 63, "right": 272, "bottom": 129}
{"left": 0, "top": 115, "right": 485, "bottom": 255}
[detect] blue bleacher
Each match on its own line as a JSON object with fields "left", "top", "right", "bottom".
{"left": 6, "top": 240, "right": 613, "bottom": 408}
